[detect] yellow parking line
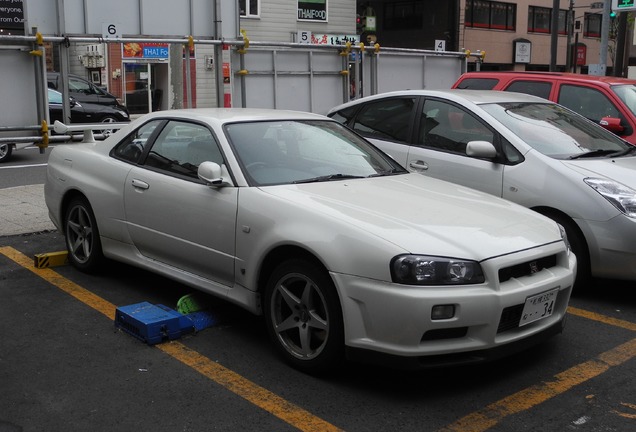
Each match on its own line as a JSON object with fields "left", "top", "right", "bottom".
{"left": 438, "top": 308, "right": 636, "bottom": 432}
{"left": 567, "top": 306, "right": 636, "bottom": 332}
{"left": 438, "top": 338, "right": 636, "bottom": 432}
{"left": 0, "top": 246, "right": 342, "bottom": 432}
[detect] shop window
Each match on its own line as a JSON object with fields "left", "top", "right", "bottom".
{"left": 528, "top": 6, "right": 568, "bottom": 35}
{"left": 239, "top": 0, "right": 259, "bottom": 17}
{"left": 466, "top": 0, "right": 516, "bottom": 31}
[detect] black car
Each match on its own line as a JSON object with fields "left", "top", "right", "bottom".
{"left": 47, "top": 72, "right": 129, "bottom": 114}
{"left": 48, "top": 88, "right": 130, "bottom": 133}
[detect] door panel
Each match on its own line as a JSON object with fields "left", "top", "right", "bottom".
{"left": 407, "top": 98, "right": 504, "bottom": 197}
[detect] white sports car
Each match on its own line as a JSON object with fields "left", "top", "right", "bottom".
{"left": 44, "top": 108, "right": 576, "bottom": 374}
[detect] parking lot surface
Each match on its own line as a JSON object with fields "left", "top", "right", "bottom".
{"left": 1, "top": 184, "right": 635, "bottom": 432}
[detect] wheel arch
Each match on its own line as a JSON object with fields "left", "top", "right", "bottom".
{"left": 59, "top": 189, "right": 91, "bottom": 231}
{"left": 531, "top": 205, "right": 591, "bottom": 282}
{"left": 256, "top": 245, "right": 330, "bottom": 298}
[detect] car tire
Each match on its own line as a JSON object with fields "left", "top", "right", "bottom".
{"left": 264, "top": 258, "right": 344, "bottom": 374}
{"left": 545, "top": 212, "right": 591, "bottom": 292}
{"left": 64, "top": 196, "right": 104, "bottom": 273}
{"left": 0, "top": 143, "right": 13, "bottom": 163}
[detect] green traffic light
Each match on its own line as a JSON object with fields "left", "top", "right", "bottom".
{"left": 610, "top": 11, "right": 617, "bottom": 17}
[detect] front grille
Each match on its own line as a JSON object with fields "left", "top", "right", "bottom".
{"left": 498, "top": 254, "right": 557, "bottom": 283}
{"left": 497, "top": 304, "right": 524, "bottom": 333}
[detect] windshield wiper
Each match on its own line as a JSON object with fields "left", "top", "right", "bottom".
{"left": 367, "top": 168, "right": 406, "bottom": 177}
{"left": 293, "top": 174, "right": 364, "bottom": 184}
{"left": 568, "top": 149, "right": 623, "bottom": 159}
{"left": 607, "top": 146, "right": 636, "bottom": 157}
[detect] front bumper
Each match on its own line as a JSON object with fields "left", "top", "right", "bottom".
{"left": 577, "top": 214, "right": 636, "bottom": 281}
{"left": 331, "top": 242, "right": 576, "bottom": 368}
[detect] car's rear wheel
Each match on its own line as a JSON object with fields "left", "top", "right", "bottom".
{"left": 264, "top": 258, "right": 344, "bottom": 374}
{"left": 64, "top": 196, "right": 104, "bottom": 272}
{"left": 0, "top": 143, "right": 13, "bottom": 163}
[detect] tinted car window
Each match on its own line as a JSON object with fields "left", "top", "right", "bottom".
{"left": 505, "top": 80, "right": 552, "bottom": 99}
{"left": 145, "top": 121, "right": 223, "bottom": 178}
{"left": 328, "top": 105, "right": 358, "bottom": 125}
{"left": 454, "top": 78, "right": 499, "bottom": 90}
{"left": 351, "top": 97, "right": 416, "bottom": 143}
{"left": 418, "top": 99, "right": 494, "bottom": 155}
{"left": 557, "top": 85, "right": 622, "bottom": 123}
{"left": 112, "top": 120, "right": 162, "bottom": 163}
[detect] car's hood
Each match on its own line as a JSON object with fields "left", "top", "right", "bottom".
{"left": 264, "top": 174, "right": 561, "bottom": 261}
{"left": 561, "top": 155, "right": 636, "bottom": 186}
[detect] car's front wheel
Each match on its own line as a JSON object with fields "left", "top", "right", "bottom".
{"left": 0, "top": 143, "right": 13, "bottom": 163}
{"left": 99, "top": 115, "right": 118, "bottom": 136}
{"left": 264, "top": 258, "right": 344, "bottom": 374}
{"left": 64, "top": 196, "right": 104, "bottom": 272}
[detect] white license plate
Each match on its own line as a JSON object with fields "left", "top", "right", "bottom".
{"left": 519, "top": 288, "right": 558, "bottom": 327}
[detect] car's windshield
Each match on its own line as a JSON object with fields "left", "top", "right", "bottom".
{"left": 612, "top": 84, "right": 636, "bottom": 118}
{"left": 480, "top": 102, "right": 631, "bottom": 158}
{"left": 225, "top": 120, "right": 406, "bottom": 186}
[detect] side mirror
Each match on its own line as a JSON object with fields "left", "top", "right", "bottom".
{"left": 466, "top": 140, "right": 497, "bottom": 158}
{"left": 69, "top": 96, "right": 78, "bottom": 108}
{"left": 198, "top": 161, "right": 233, "bottom": 187}
{"left": 599, "top": 116, "right": 624, "bottom": 134}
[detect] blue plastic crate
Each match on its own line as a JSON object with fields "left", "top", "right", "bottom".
{"left": 114, "top": 302, "right": 194, "bottom": 345}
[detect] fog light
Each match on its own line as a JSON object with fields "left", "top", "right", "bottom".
{"left": 431, "top": 304, "right": 455, "bottom": 320}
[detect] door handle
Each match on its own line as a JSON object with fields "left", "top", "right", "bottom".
{"left": 409, "top": 160, "right": 429, "bottom": 171}
{"left": 131, "top": 178, "right": 150, "bottom": 190}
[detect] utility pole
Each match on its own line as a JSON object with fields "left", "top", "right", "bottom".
{"left": 566, "top": 0, "right": 575, "bottom": 71}
{"left": 614, "top": 12, "right": 628, "bottom": 76}
{"left": 550, "top": 0, "right": 559, "bottom": 71}
{"left": 598, "top": 0, "right": 611, "bottom": 75}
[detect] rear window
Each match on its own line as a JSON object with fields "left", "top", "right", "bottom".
{"left": 505, "top": 81, "right": 552, "bottom": 100}
{"left": 454, "top": 78, "right": 499, "bottom": 90}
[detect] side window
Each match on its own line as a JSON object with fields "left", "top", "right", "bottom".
{"left": 69, "top": 77, "right": 94, "bottom": 94}
{"left": 328, "top": 106, "right": 358, "bottom": 126}
{"left": 144, "top": 121, "right": 223, "bottom": 179}
{"left": 418, "top": 99, "right": 494, "bottom": 155}
{"left": 557, "top": 85, "right": 622, "bottom": 123}
{"left": 505, "top": 80, "right": 552, "bottom": 99}
{"left": 351, "top": 97, "right": 416, "bottom": 143}
{"left": 112, "top": 120, "right": 162, "bottom": 163}
{"left": 454, "top": 78, "right": 499, "bottom": 90}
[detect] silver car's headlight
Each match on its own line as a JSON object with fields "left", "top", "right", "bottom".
{"left": 584, "top": 178, "right": 636, "bottom": 218}
{"left": 391, "top": 255, "right": 485, "bottom": 285}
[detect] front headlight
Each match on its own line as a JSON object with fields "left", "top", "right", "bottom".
{"left": 391, "top": 255, "right": 485, "bottom": 285}
{"left": 117, "top": 109, "right": 130, "bottom": 119}
{"left": 584, "top": 178, "right": 636, "bottom": 218}
{"left": 557, "top": 223, "right": 571, "bottom": 256}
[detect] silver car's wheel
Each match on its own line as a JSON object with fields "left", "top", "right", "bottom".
{"left": 64, "top": 197, "right": 104, "bottom": 272}
{"left": 264, "top": 259, "right": 344, "bottom": 374}
{"left": 0, "top": 143, "right": 13, "bottom": 163}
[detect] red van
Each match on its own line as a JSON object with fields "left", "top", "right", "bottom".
{"left": 452, "top": 71, "right": 636, "bottom": 145}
